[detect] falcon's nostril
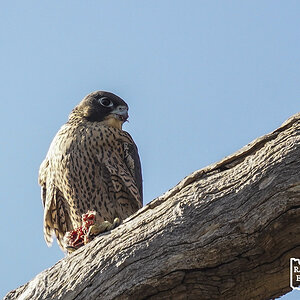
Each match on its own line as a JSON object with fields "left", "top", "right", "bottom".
{"left": 118, "top": 106, "right": 127, "bottom": 112}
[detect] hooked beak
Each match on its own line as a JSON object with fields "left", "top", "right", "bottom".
{"left": 110, "top": 105, "right": 129, "bottom": 122}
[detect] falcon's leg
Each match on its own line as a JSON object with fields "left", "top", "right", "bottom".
{"left": 86, "top": 218, "right": 120, "bottom": 239}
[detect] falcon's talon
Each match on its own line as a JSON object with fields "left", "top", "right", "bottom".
{"left": 112, "top": 217, "right": 121, "bottom": 229}
{"left": 66, "top": 245, "right": 78, "bottom": 254}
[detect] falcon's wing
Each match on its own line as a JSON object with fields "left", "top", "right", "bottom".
{"left": 38, "top": 158, "right": 49, "bottom": 208}
{"left": 98, "top": 130, "right": 143, "bottom": 209}
{"left": 38, "top": 134, "right": 73, "bottom": 249}
{"left": 123, "top": 140, "right": 143, "bottom": 206}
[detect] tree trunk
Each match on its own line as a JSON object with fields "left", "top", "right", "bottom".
{"left": 5, "top": 113, "right": 300, "bottom": 300}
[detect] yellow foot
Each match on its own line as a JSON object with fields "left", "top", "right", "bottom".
{"left": 87, "top": 218, "right": 121, "bottom": 239}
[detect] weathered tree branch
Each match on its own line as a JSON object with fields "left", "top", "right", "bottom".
{"left": 5, "top": 113, "right": 300, "bottom": 300}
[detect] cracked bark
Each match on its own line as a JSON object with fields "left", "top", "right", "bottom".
{"left": 5, "top": 113, "right": 300, "bottom": 300}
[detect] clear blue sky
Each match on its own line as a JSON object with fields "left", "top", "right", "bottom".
{"left": 0, "top": 1, "right": 299, "bottom": 299}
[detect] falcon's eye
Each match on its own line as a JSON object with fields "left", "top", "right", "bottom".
{"left": 99, "top": 97, "right": 113, "bottom": 107}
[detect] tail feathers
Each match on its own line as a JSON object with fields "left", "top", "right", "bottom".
{"left": 44, "top": 223, "right": 54, "bottom": 247}
{"left": 44, "top": 224, "right": 67, "bottom": 251}
{"left": 43, "top": 189, "right": 72, "bottom": 251}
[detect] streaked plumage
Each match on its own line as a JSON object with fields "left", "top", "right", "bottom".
{"left": 39, "top": 91, "right": 142, "bottom": 250}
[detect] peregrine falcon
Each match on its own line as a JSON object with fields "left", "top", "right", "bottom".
{"left": 38, "top": 91, "right": 143, "bottom": 251}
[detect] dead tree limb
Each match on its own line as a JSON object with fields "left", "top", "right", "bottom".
{"left": 5, "top": 113, "right": 300, "bottom": 300}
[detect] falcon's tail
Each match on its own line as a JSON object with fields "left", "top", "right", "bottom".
{"left": 43, "top": 187, "right": 72, "bottom": 251}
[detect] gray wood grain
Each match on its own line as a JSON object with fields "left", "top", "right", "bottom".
{"left": 5, "top": 113, "right": 300, "bottom": 300}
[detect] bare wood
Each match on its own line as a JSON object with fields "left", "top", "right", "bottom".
{"left": 5, "top": 113, "right": 300, "bottom": 300}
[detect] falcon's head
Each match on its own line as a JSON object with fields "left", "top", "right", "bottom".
{"left": 71, "top": 91, "right": 129, "bottom": 129}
